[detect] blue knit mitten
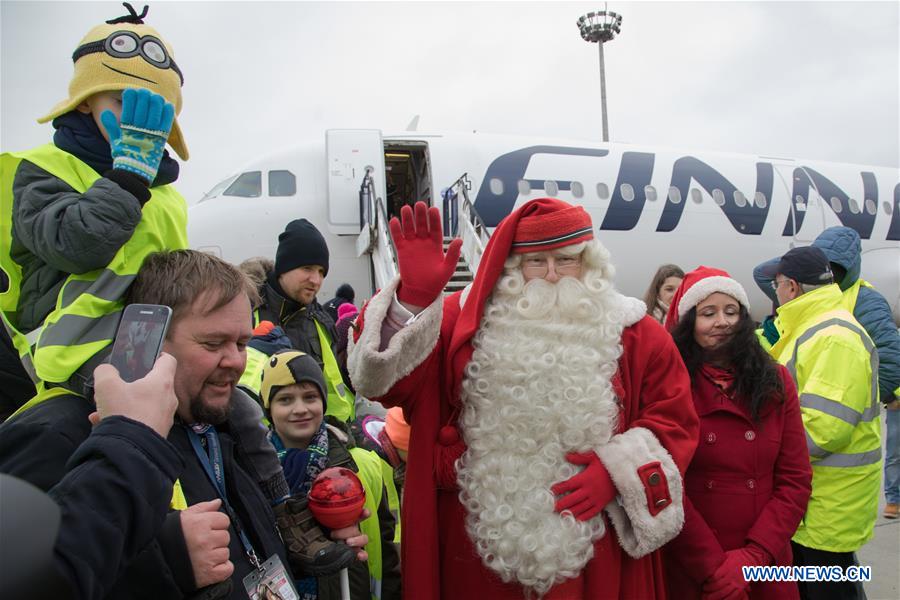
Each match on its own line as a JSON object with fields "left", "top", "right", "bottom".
{"left": 101, "top": 88, "right": 175, "bottom": 185}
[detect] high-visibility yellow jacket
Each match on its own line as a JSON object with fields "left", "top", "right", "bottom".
{"left": 1, "top": 144, "right": 187, "bottom": 394}
{"left": 769, "top": 284, "right": 881, "bottom": 552}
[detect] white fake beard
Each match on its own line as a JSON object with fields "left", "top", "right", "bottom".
{"left": 457, "top": 266, "right": 627, "bottom": 596}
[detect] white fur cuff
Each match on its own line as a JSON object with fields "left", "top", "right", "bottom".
{"left": 347, "top": 276, "right": 443, "bottom": 399}
{"left": 597, "top": 427, "right": 685, "bottom": 558}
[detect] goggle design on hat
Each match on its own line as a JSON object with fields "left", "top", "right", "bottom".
{"left": 72, "top": 30, "right": 184, "bottom": 85}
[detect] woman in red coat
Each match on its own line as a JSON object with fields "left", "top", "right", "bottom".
{"left": 663, "top": 267, "right": 812, "bottom": 600}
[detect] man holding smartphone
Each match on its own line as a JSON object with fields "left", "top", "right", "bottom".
{"left": 0, "top": 250, "right": 367, "bottom": 599}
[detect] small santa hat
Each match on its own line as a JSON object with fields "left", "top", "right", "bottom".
{"left": 664, "top": 266, "right": 750, "bottom": 331}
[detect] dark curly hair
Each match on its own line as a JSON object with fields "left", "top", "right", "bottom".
{"left": 672, "top": 305, "right": 783, "bottom": 421}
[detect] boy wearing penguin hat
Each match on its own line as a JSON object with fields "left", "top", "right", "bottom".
{"left": 1, "top": 3, "right": 191, "bottom": 408}
{"left": 261, "top": 350, "right": 401, "bottom": 599}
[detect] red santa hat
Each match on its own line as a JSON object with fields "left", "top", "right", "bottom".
{"left": 445, "top": 198, "right": 594, "bottom": 403}
{"left": 663, "top": 266, "right": 750, "bottom": 331}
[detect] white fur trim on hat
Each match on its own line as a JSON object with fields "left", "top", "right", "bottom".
{"left": 677, "top": 275, "right": 749, "bottom": 318}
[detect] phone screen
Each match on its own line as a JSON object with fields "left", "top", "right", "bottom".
{"left": 109, "top": 304, "right": 172, "bottom": 383}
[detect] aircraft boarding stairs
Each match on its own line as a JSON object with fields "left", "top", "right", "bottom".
{"left": 356, "top": 171, "right": 489, "bottom": 297}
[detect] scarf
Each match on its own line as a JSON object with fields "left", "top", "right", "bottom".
{"left": 52, "top": 110, "right": 180, "bottom": 186}
{"left": 270, "top": 422, "right": 330, "bottom": 496}
{"left": 699, "top": 363, "right": 736, "bottom": 397}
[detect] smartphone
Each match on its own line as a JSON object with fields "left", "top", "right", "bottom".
{"left": 108, "top": 304, "right": 172, "bottom": 382}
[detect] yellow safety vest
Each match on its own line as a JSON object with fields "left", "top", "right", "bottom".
{"left": 348, "top": 447, "right": 387, "bottom": 600}
{"left": 252, "top": 309, "right": 355, "bottom": 422}
{"left": 0, "top": 144, "right": 187, "bottom": 392}
{"left": 237, "top": 345, "right": 269, "bottom": 399}
{"left": 380, "top": 459, "right": 402, "bottom": 544}
{"left": 769, "top": 285, "right": 881, "bottom": 552}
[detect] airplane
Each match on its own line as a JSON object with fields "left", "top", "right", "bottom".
{"left": 188, "top": 128, "right": 900, "bottom": 323}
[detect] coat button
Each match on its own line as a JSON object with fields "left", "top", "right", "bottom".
{"left": 706, "top": 481, "right": 714, "bottom": 489}
{"left": 706, "top": 432, "right": 717, "bottom": 444}
{"left": 745, "top": 430, "right": 756, "bottom": 441}
{"left": 648, "top": 472, "right": 661, "bottom": 486}
{"left": 747, "top": 479, "right": 756, "bottom": 489}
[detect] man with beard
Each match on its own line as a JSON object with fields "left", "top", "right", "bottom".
{"left": 348, "top": 198, "right": 699, "bottom": 599}
{"left": 0, "top": 249, "right": 364, "bottom": 599}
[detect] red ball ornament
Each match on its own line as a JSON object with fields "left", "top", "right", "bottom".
{"left": 308, "top": 467, "right": 366, "bottom": 529}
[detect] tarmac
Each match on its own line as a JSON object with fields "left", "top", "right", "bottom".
{"left": 857, "top": 411, "right": 899, "bottom": 600}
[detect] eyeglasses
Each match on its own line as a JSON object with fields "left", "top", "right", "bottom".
{"left": 770, "top": 278, "right": 790, "bottom": 291}
{"left": 521, "top": 254, "right": 582, "bottom": 278}
{"left": 72, "top": 31, "right": 184, "bottom": 84}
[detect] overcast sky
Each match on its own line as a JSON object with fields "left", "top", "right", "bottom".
{"left": 2, "top": 0, "right": 898, "bottom": 204}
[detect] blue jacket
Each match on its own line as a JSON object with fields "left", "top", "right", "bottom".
{"left": 754, "top": 226, "right": 900, "bottom": 401}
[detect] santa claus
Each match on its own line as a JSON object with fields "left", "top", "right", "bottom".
{"left": 348, "top": 198, "right": 699, "bottom": 599}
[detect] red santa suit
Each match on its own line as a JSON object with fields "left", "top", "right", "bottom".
{"left": 348, "top": 199, "right": 699, "bottom": 599}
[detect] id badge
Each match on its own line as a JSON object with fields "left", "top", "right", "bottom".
{"left": 242, "top": 554, "right": 300, "bottom": 600}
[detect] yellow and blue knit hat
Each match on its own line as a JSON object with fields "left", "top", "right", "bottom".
{"left": 38, "top": 3, "right": 189, "bottom": 160}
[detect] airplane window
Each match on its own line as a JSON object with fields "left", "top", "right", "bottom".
{"left": 864, "top": 199, "right": 876, "bottom": 215}
{"left": 200, "top": 174, "right": 239, "bottom": 202}
{"left": 489, "top": 178, "right": 504, "bottom": 196}
{"left": 223, "top": 171, "right": 262, "bottom": 198}
{"left": 571, "top": 181, "right": 584, "bottom": 198}
{"left": 268, "top": 170, "right": 296, "bottom": 197}
{"left": 830, "top": 197, "right": 842, "bottom": 213}
{"left": 518, "top": 180, "right": 531, "bottom": 195}
{"left": 795, "top": 195, "right": 807, "bottom": 212}
{"left": 645, "top": 186, "right": 657, "bottom": 201}
{"left": 668, "top": 187, "right": 682, "bottom": 204}
{"left": 545, "top": 180, "right": 559, "bottom": 196}
{"left": 688, "top": 189, "right": 700, "bottom": 204}
{"left": 754, "top": 192, "right": 768, "bottom": 208}
{"left": 620, "top": 183, "right": 635, "bottom": 202}
{"left": 596, "top": 183, "right": 609, "bottom": 200}
{"left": 848, "top": 198, "right": 860, "bottom": 214}
{"left": 734, "top": 190, "right": 747, "bottom": 208}
{"left": 884, "top": 201, "right": 893, "bottom": 215}
{"left": 712, "top": 189, "right": 725, "bottom": 206}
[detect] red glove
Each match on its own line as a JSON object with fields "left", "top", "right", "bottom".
{"left": 551, "top": 451, "right": 617, "bottom": 521}
{"left": 389, "top": 202, "right": 462, "bottom": 308}
{"left": 702, "top": 549, "right": 754, "bottom": 600}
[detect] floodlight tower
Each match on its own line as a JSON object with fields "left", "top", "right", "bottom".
{"left": 577, "top": 8, "right": 622, "bottom": 142}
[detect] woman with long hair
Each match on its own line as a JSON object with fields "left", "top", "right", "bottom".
{"left": 643, "top": 264, "right": 684, "bottom": 324}
{"left": 663, "top": 267, "right": 811, "bottom": 600}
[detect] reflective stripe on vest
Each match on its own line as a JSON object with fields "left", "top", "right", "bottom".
{"left": 1, "top": 144, "right": 188, "bottom": 386}
{"left": 313, "top": 319, "right": 355, "bottom": 422}
{"left": 349, "top": 447, "right": 385, "bottom": 599}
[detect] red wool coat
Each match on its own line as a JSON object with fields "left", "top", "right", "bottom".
{"left": 349, "top": 282, "right": 700, "bottom": 600}
{"left": 664, "top": 364, "right": 812, "bottom": 600}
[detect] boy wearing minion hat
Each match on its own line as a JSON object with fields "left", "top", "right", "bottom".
{"left": 1, "top": 3, "right": 191, "bottom": 407}
{"left": 262, "top": 350, "right": 401, "bottom": 600}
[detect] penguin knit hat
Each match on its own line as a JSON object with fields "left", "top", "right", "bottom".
{"left": 663, "top": 266, "right": 750, "bottom": 331}
{"left": 274, "top": 219, "right": 329, "bottom": 277}
{"left": 39, "top": 3, "right": 189, "bottom": 160}
{"left": 260, "top": 350, "right": 327, "bottom": 413}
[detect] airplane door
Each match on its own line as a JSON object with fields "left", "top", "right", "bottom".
{"left": 326, "top": 129, "right": 386, "bottom": 234}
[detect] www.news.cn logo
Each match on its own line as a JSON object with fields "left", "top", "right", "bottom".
{"left": 742, "top": 565, "right": 872, "bottom": 582}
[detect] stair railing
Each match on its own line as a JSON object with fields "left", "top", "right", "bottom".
{"left": 442, "top": 174, "right": 490, "bottom": 275}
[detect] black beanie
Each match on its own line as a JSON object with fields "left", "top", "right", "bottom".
{"left": 274, "top": 219, "right": 329, "bottom": 277}
{"left": 335, "top": 283, "right": 355, "bottom": 302}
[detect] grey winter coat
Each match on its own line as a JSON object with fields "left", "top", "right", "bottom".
{"left": 10, "top": 160, "right": 145, "bottom": 332}
{"left": 754, "top": 226, "right": 900, "bottom": 401}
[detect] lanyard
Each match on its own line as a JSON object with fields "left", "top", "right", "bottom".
{"left": 187, "top": 426, "right": 262, "bottom": 570}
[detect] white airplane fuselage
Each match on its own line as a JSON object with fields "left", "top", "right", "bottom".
{"left": 188, "top": 130, "right": 900, "bottom": 322}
